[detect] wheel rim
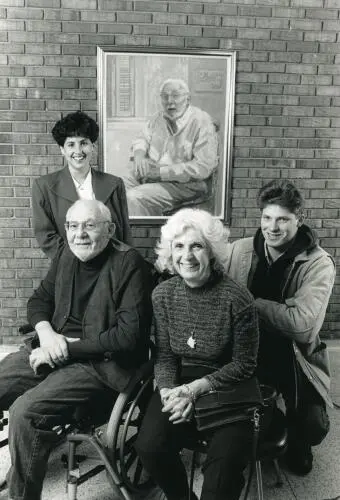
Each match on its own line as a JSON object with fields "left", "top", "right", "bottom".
{"left": 118, "top": 377, "right": 154, "bottom": 493}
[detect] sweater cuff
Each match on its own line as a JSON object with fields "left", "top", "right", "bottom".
{"left": 29, "top": 314, "right": 51, "bottom": 329}
{"left": 67, "top": 339, "right": 106, "bottom": 359}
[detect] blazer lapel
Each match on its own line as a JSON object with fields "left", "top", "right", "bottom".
{"left": 50, "top": 167, "right": 78, "bottom": 202}
{"left": 92, "top": 168, "right": 116, "bottom": 203}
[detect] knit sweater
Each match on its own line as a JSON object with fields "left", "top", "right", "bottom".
{"left": 152, "top": 273, "right": 259, "bottom": 390}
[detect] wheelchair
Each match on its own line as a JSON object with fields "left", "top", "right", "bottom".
{"left": 0, "top": 324, "right": 288, "bottom": 500}
{"left": 0, "top": 324, "right": 156, "bottom": 500}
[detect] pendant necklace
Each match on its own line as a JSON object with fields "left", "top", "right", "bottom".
{"left": 184, "top": 284, "right": 206, "bottom": 350}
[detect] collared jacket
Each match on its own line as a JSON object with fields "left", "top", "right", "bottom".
{"left": 226, "top": 235, "right": 336, "bottom": 407}
{"left": 32, "top": 167, "right": 132, "bottom": 258}
{"left": 133, "top": 105, "right": 219, "bottom": 186}
{"left": 27, "top": 241, "right": 153, "bottom": 392}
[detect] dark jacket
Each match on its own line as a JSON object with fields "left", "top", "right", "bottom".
{"left": 32, "top": 167, "right": 132, "bottom": 258}
{"left": 27, "top": 240, "right": 153, "bottom": 392}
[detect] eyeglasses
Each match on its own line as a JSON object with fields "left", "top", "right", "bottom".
{"left": 160, "top": 92, "right": 188, "bottom": 101}
{"left": 64, "top": 220, "right": 110, "bottom": 232}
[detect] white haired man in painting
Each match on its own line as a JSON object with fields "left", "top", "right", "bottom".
{"left": 123, "top": 78, "right": 219, "bottom": 217}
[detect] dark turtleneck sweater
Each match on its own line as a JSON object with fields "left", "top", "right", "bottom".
{"left": 60, "top": 244, "right": 111, "bottom": 339}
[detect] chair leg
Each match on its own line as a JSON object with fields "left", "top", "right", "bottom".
{"left": 255, "top": 460, "right": 264, "bottom": 500}
{"left": 67, "top": 441, "right": 79, "bottom": 500}
{"left": 273, "top": 458, "right": 284, "bottom": 487}
{"left": 189, "top": 450, "right": 198, "bottom": 500}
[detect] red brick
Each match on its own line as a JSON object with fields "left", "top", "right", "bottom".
{"left": 222, "top": 17, "right": 255, "bottom": 28}
{"left": 271, "top": 30, "right": 303, "bottom": 41}
{"left": 7, "top": 7, "right": 43, "bottom": 19}
{"left": 185, "top": 37, "right": 219, "bottom": 49}
{"left": 0, "top": 42, "right": 24, "bottom": 54}
{"left": 28, "top": 111, "right": 61, "bottom": 121}
{"left": 47, "top": 100, "right": 80, "bottom": 111}
{"left": 27, "top": 0, "right": 60, "bottom": 5}
{"left": 204, "top": 4, "right": 237, "bottom": 15}
{"left": 135, "top": 1, "right": 168, "bottom": 12}
{"left": 0, "top": 0, "right": 24, "bottom": 5}
{"left": 62, "top": 0, "right": 96, "bottom": 7}
{"left": 97, "top": 23, "right": 132, "bottom": 34}
{"left": 238, "top": 28, "right": 271, "bottom": 40}
{"left": 30, "top": 133, "right": 54, "bottom": 144}
{"left": 44, "top": 9, "right": 80, "bottom": 21}
{"left": 62, "top": 21, "right": 96, "bottom": 33}
{"left": 79, "top": 78, "right": 96, "bottom": 89}
{"left": 26, "top": 44, "right": 61, "bottom": 55}
{"left": 134, "top": 24, "right": 167, "bottom": 36}
{"left": 62, "top": 44, "right": 96, "bottom": 55}
{"left": 45, "top": 33, "right": 79, "bottom": 43}
{"left": 149, "top": 36, "right": 185, "bottom": 48}
{"left": 27, "top": 20, "right": 61, "bottom": 31}
{"left": 13, "top": 122, "right": 46, "bottom": 133}
{"left": 154, "top": 13, "right": 187, "bottom": 24}
{"left": 0, "top": 20, "right": 24, "bottom": 30}
{"left": 45, "top": 77, "right": 78, "bottom": 88}
{"left": 257, "top": 18, "right": 290, "bottom": 30}
{"left": 0, "top": 88, "right": 26, "bottom": 99}
{"left": 98, "top": 0, "right": 133, "bottom": 10}
{"left": 82, "top": 10, "right": 117, "bottom": 22}
{"left": 115, "top": 35, "right": 149, "bottom": 45}
{"left": 9, "top": 77, "right": 43, "bottom": 87}
{"left": 203, "top": 27, "right": 236, "bottom": 38}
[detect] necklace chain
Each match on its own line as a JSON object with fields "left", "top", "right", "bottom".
{"left": 183, "top": 283, "right": 208, "bottom": 349}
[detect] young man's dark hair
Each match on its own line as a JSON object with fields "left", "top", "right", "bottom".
{"left": 257, "top": 179, "right": 304, "bottom": 216}
{"left": 51, "top": 110, "right": 99, "bottom": 146}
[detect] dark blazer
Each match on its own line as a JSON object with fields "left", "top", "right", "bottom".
{"left": 27, "top": 240, "right": 153, "bottom": 392}
{"left": 32, "top": 167, "right": 132, "bottom": 258}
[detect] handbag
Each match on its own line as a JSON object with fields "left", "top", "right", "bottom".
{"left": 194, "top": 380, "right": 277, "bottom": 500}
{"left": 194, "top": 377, "right": 263, "bottom": 431}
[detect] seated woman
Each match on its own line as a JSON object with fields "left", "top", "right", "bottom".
{"left": 32, "top": 110, "right": 132, "bottom": 258}
{"left": 135, "top": 208, "right": 259, "bottom": 500}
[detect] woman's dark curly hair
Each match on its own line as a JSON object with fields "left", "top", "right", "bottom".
{"left": 51, "top": 111, "right": 99, "bottom": 146}
{"left": 257, "top": 179, "right": 304, "bottom": 216}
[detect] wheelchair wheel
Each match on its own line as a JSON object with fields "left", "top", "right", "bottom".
{"left": 105, "top": 373, "right": 154, "bottom": 494}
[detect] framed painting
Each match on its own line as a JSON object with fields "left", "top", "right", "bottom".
{"left": 97, "top": 47, "right": 236, "bottom": 223}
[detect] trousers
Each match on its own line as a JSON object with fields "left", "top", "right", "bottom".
{"left": 135, "top": 390, "right": 254, "bottom": 500}
{"left": 123, "top": 164, "right": 208, "bottom": 217}
{"left": 0, "top": 347, "right": 114, "bottom": 500}
{"left": 258, "top": 350, "right": 329, "bottom": 449}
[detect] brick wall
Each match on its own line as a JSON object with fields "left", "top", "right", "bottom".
{"left": 0, "top": 0, "right": 339, "bottom": 342}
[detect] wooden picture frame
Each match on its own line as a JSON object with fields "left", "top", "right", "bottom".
{"left": 98, "top": 46, "right": 236, "bottom": 223}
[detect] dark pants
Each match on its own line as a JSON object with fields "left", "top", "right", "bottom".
{"left": 0, "top": 347, "right": 114, "bottom": 500}
{"left": 135, "top": 390, "right": 253, "bottom": 500}
{"left": 285, "top": 369, "right": 329, "bottom": 449}
{"left": 258, "top": 346, "right": 329, "bottom": 450}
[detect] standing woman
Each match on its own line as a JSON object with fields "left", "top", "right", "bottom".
{"left": 135, "top": 208, "right": 259, "bottom": 500}
{"left": 32, "top": 111, "right": 132, "bottom": 258}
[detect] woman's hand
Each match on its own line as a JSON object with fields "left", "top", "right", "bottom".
{"left": 160, "top": 385, "right": 195, "bottom": 424}
{"left": 162, "top": 395, "right": 193, "bottom": 425}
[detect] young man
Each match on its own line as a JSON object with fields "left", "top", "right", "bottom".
{"left": 226, "top": 179, "right": 335, "bottom": 475}
{"left": 0, "top": 199, "right": 152, "bottom": 500}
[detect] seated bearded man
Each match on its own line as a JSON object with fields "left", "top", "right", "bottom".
{"left": 0, "top": 199, "right": 152, "bottom": 500}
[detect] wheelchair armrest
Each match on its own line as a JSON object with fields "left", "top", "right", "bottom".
{"left": 19, "top": 324, "right": 34, "bottom": 335}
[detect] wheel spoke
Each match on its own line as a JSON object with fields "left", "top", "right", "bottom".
{"left": 132, "top": 458, "right": 144, "bottom": 485}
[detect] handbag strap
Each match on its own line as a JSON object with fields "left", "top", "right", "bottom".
{"left": 242, "top": 408, "right": 261, "bottom": 500}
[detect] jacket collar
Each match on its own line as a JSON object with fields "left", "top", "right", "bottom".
{"left": 49, "top": 167, "right": 116, "bottom": 203}
{"left": 253, "top": 225, "right": 319, "bottom": 265}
